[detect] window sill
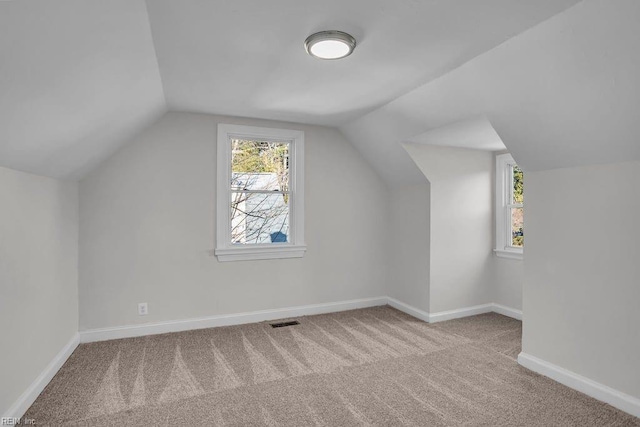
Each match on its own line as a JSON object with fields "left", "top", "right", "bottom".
{"left": 494, "top": 249, "right": 523, "bottom": 260}
{"left": 215, "top": 245, "right": 307, "bottom": 262}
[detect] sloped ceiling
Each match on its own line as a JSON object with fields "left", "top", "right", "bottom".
{"left": 3, "top": 0, "right": 637, "bottom": 186}
{"left": 407, "top": 117, "right": 506, "bottom": 153}
{"left": 0, "top": 0, "right": 165, "bottom": 179}
{"left": 342, "top": 0, "right": 640, "bottom": 186}
{"left": 145, "top": 0, "right": 577, "bottom": 127}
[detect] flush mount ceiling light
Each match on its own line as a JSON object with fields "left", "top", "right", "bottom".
{"left": 304, "top": 30, "right": 356, "bottom": 60}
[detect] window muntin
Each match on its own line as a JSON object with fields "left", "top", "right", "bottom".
{"left": 495, "top": 153, "right": 524, "bottom": 259}
{"left": 215, "top": 124, "right": 305, "bottom": 261}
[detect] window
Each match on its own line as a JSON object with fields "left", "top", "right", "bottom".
{"left": 495, "top": 153, "right": 523, "bottom": 259}
{"left": 215, "top": 124, "right": 305, "bottom": 261}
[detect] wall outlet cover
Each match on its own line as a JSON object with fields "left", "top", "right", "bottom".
{"left": 138, "top": 302, "right": 148, "bottom": 316}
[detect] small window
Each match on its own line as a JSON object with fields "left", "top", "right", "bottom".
{"left": 215, "top": 124, "right": 305, "bottom": 261}
{"left": 495, "top": 153, "right": 524, "bottom": 259}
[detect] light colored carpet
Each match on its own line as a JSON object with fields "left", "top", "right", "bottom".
{"left": 25, "top": 306, "right": 639, "bottom": 426}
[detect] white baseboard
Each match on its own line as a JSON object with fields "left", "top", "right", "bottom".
{"left": 80, "top": 297, "right": 522, "bottom": 343}
{"left": 3, "top": 332, "right": 79, "bottom": 420}
{"left": 518, "top": 352, "right": 640, "bottom": 418}
{"left": 80, "top": 297, "right": 388, "bottom": 343}
{"left": 386, "top": 298, "right": 522, "bottom": 323}
{"left": 492, "top": 303, "right": 523, "bottom": 320}
{"left": 428, "top": 303, "right": 494, "bottom": 323}
{"left": 386, "top": 297, "right": 430, "bottom": 322}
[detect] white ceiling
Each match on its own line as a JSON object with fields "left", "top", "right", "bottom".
{"left": 3, "top": 0, "right": 637, "bottom": 186}
{"left": 146, "top": 0, "right": 578, "bottom": 127}
{"left": 343, "top": 0, "right": 640, "bottom": 186}
{"left": 0, "top": 0, "right": 165, "bottom": 179}
{"left": 407, "top": 117, "right": 506, "bottom": 152}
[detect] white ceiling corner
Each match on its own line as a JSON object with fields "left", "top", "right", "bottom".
{"left": 342, "top": 0, "right": 640, "bottom": 186}
{"left": 145, "top": 0, "right": 579, "bottom": 127}
{"left": 406, "top": 117, "right": 506, "bottom": 152}
{"left": 0, "top": 0, "right": 166, "bottom": 179}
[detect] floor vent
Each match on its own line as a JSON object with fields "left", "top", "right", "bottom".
{"left": 270, "top": 320, "right": 300, "bottom": 328}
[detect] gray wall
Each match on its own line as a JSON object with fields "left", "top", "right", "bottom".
{"left": 388, "top": 183, "right": 430, "bottom": 312}
{"left": 493, "top": 257, "right": 523, "bottom": 310}
{"left": 0, "top": 167, "right": 78, "bottom": 415}
{"left": 402, "top": 144, "right": 522, "bottom": 313}
{"left": 78, "top": 112, "right": 390, "bottom": 330}
{"left": 523, "top": 161, "right": 640, "bottom": 399}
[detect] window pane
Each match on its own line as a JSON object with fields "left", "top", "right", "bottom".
{"left": 511, "top": 207, "right": 524, "bottom": 247}
{"left": 231, "top": 139, "right": 289, "bottom": 191}
{"left": 512, "top": 165, "right": 523, "bottom": 204}
{"left": 231, "top": 192, "right": 289, "bottom": 244}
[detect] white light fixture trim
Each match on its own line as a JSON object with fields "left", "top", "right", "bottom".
{"left": 304, "top": 31, "right": 356, "bottom": 60}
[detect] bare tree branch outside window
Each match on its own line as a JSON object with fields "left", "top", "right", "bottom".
{"left": 230, "top": 139, "right": 290, "bottom": 244}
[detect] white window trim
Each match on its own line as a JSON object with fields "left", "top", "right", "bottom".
{"left": 215, "top": 124, "right": 306, "bottom": 262}
{"left": 495, "top": 153, "right": 523, "bottom": 260}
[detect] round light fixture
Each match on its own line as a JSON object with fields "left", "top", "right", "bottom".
{"left": 304, "top": 30, "right": 356, "bottom": 60}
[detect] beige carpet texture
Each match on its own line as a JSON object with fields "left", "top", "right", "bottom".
{"left": 25, "top": 306, "right": 639, "bottom": 426}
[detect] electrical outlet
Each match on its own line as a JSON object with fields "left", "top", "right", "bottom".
{"left": 138, "top": 302, "right": 148, "bottom": 316}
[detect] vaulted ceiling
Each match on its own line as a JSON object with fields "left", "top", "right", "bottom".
{"left": 145, "top": 0, "right": 576, "bottom": 127}
{"left": 0, "top": 1, "right": 165, "bottom": 179}
{"left": 342, "top": 0, "right": 640, "bottom": 186}
{"left": 2, "top": 0, "right": 637, "bottom": 186}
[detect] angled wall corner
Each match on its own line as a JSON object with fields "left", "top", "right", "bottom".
{"left": 403, "top": 143, "right": 496, "bottom": 313}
